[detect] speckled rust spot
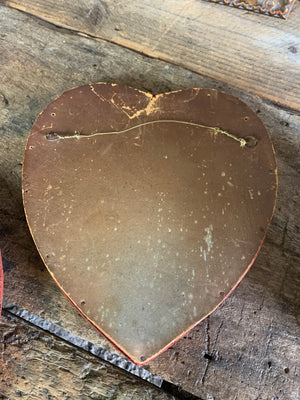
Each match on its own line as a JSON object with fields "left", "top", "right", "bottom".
{"left": 22, "top": 84, "right": 277, "bottom": 365}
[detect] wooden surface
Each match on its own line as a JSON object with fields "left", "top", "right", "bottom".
{"left": 2, "top": 0, "right": 300, "bottom": 111}
{"left": 0, "top": 309, "right": 172, "bottom": 399}
{"left": 0, "top": 1, "right": 299, "bottom": 399}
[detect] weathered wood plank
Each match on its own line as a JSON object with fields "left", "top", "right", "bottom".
{"left": 1, "top": 0, "right": 300, "bottom": 111}
{"left": 0, "top": 310, "right": 173, "bottom": 399}
{"left": 0, "top": 5, "right": 299, "bottom": 399}
{"left": 151, "top": 243, "right": 300, "bottom": 400}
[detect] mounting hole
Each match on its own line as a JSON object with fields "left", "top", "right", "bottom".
{"left": 243, "top": 136, "right": 257, "bottom": 149}
{"left": 51, "top": 112, "right": 56, "bottom": 117}
{"left": 46, "top": 132, "right": 59, "bottom": 141}
{"left": 244, "top": 116, "right": 249, "bottom": 121}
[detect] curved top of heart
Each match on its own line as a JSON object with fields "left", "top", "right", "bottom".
{"left": 22, "top": 83, "right": 277, "bottom": 365}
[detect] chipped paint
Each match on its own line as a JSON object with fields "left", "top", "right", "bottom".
{"left": 248, "top": 189, "right": 254, "bottom": 200}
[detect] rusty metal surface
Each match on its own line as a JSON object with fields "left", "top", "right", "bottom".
{"left": 206, "top": 0, "right": 295, "bottom": 18}
{"left": 22, "top": 84, "right": 277, "bottom": 365}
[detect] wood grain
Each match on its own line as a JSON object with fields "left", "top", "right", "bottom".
{"left": 0, "top": 4, "right": 299, "bottom": 399}
{"left": 0, "top": 310, "right": 173, "bottom": 399}
{"left": 1, "top": 0, "right": 300, "bottom": 111}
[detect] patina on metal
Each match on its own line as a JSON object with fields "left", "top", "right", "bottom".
{"left": 22, "top": 84, "right": 277, "bottom": 365}
{"left": 206, "top": 0, "right": 295, "bottom": 19}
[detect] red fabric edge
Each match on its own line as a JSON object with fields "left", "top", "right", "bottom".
{"left": 0, "top": 250, "right": 3, "bottom": 317}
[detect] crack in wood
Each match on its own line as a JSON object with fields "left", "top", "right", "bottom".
{"left": 2, "top": 300, "right": 163, "bottom": 387}
{"left": 265, "top": 237, "right": 300, "bottom": 258}
{"left": 281, "top": 218, "right": 289, "bottom": 255}
{"left": 198, "top": 317, "right": 223, "bottom": 385}
{"left": 0, "top": 90, "right": 9, "bottom": 106}
{"left": 0, "top": 2, "right": 176, "bottom": 75}
{"left": 2, "top": 2, "right": 299, "bottom": 114}
{"left": 1, "top": 301, "right": 207, "bottom": 399}
{"left": 200, "top": 317, "right": 210, "bottom": 385}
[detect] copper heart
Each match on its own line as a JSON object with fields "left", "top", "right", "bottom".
{"left": 22, "top": 84, "right": 277, "bottom": 365}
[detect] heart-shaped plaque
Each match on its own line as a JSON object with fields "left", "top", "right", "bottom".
{"left": 23, "top": 84, "right": 277, "bottom": 365}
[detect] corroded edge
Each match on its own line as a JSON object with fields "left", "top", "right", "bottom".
{"left": 206, "top": 0, "right": 296, "bottom": 19}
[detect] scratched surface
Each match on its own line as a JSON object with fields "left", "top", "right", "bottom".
{"left": 23, "top": 84, "right": 277, "bottom": 364}
{"left": 0, "top": 310, "right": 172, "bottom": 400}
{"left": 2, "top": 0, "right": 300, "bottom": 111}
